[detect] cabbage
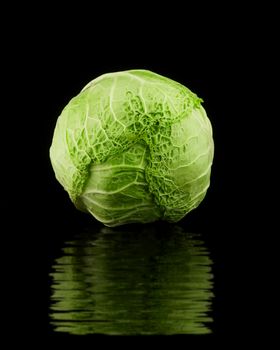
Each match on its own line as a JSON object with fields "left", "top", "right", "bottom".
{"left": 50, "top": 70, "right": 214, "bottom": 226}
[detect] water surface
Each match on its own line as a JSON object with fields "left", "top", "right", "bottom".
{"left": 49, "top": 225, "right": 214, "bottom": 335}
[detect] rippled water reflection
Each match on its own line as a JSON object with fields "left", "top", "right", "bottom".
{"left": 49, "top": 225, "right": 214, "bottom": 335}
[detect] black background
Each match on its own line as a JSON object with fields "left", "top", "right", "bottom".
{"left": 2, "top": 4, "right": 270, "bottom": 343}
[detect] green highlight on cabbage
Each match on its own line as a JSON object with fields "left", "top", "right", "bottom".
{"left": 50, "top": 70, "right": 214, "bottom": 227}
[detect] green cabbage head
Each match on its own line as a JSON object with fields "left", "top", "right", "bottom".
{"left": 50, "top": 70, "right": 214, "bottom": 227}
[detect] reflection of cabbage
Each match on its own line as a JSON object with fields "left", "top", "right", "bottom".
{"left": 50, "top": 70, "right": 214, "bottom": 226}
{"left": 49, "top": 226, "right": 214, "bottom": 335}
